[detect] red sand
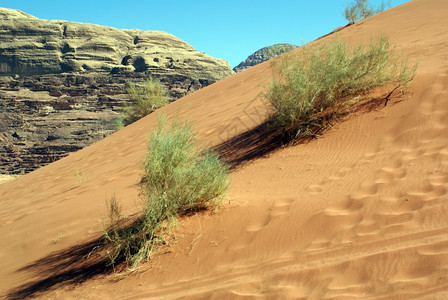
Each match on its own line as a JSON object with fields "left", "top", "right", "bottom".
{"left": 1, "top": 0, "right": 448, "bottom": 298}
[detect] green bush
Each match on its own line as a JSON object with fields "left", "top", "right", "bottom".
{"left": 105, "top": 115, "right": 229, "bottom": 269}
{"left": 114, "top": 116, "right": 125, "bottom": 131}
{"left": 344, "top": 0, "right": 391, "bottom": 23}
{"left": 121, "top": 77, "right": 169, "bottom": 126}
{"left": 266, "top": 36, "right": 415, "bottom": 140}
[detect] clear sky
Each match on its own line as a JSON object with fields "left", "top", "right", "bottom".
{"left": 1, "top": 0, "right": 410, "bottom": 69}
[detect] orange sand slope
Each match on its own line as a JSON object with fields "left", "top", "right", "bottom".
{"left": 1, "top": 0, "right": 448, "bottom": 298}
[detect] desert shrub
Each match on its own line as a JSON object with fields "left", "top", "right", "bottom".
{"left": 105, "top": 115, "right": 229, "bottom": 268}
{"left": 142, "top": 115, "right": 229, "bottom": 220}
{"left": 266, "top": 36, "right": 415, "bottom": 140}
{"left": 114, "top": 116, "right": 125, "bottom": 131}
{"left": 344, "top": 0, "right": 391, "bottom": 23}
{"left": 104, "top": 196, "right": 152, "bottom": 270}
{"left": 121, "top": 77, "right": 169, "bottom": 126}
{"left": 344, "top": 5, "right": 361, "bottom": 23}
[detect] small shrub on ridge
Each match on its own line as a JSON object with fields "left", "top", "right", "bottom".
{"left": 266, "top": 36, "right": 416, "bottom": 140}
{"left": 344, "top": 0, "right": 392, "bottom": 23}
{"left": 121, "top": 77, "right": 169, "bottom": 126}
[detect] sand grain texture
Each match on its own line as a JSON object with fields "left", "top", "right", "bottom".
{"left": 1, "top": 0, "right": 448, "bottom": 298}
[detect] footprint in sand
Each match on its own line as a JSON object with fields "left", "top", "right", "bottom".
{"left": 303, "top": 199, "right": 364, "bottom": 250}
{"left": 245, "top": 198, "right": 295, "bottom": 233}
{"left": 270, "top": 198, "right": 295, "bottom": 218}
{"left": 307, "top": 165, "right": 356, "bottom": 194}
{"left": 375, "top": 160, "right": 407, "bottom": 184}
{"left": 307, "top": 184, "right": 323, "bottom": 194}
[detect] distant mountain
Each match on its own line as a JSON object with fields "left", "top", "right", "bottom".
{"left": 233, "top": 44, "right": 297, "bottom": 73}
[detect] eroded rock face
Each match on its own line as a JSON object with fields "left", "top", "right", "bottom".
{"left": 233, "top": 43, "right": 297, "bottom": 73}
{"left": 0, "top": 8, "right": 234, "bottom": 175}
{"left": 0, "top": 8, "right": 233, "bottom": 79}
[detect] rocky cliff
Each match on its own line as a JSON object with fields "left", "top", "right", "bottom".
{"left": 0, "top": 8, "right": 233, "bottom": 79}
{"left": 0, "top": 8, "right": 234, "bottom": 175}
{"left": 233, "top": 43, "right": 297, "bottom": 73}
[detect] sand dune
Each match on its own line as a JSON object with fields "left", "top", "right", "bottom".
{"left": 1, "top": 0, "right": 448, "bottom": 298}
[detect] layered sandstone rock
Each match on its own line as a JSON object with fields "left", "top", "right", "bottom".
{"left": 0, "top": 8, "right": 234, "bottom": 174}
{"left": 0, "top": 8, "right": 233, "bottom": 80}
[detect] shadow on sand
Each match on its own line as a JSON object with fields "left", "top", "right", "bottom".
{"left": 213, "top": 93, "right": 396, "bottom": 170}
{"left": 213, "top": 121, "right": 315, "bottom": 170}
{"left": 7, "top": 237, "right": 114, "bottom": 299}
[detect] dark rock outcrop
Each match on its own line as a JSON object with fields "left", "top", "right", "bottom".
{"left": 0, "top": 8, "right": 234, "bottom": 175}
{"left": 233, "top": 43, "right": 297, "bottom": 73}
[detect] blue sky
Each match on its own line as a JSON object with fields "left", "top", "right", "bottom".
{"left": 2, "top": 0, "right": 410, "bottom": 68}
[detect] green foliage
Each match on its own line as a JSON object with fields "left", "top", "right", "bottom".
{"left": 344, "top": 0, "right": 392, "bottom": 23}
{"left": 105, "top": 115, "right": 229, "bottom": 269}
{"left": 142, "top": 115, "right": 229, "bottom": 218}
{"left": 344, "top": 5, "right": 361, "bottom": 23}
{"left": 266, "top": 36, "right": 416, "bottom": 140}
{"left": 121, "top": 77, "right": 169, "bottom": 126}
{"left": 114, "top": 116, "right": 124, "bottom": 131}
